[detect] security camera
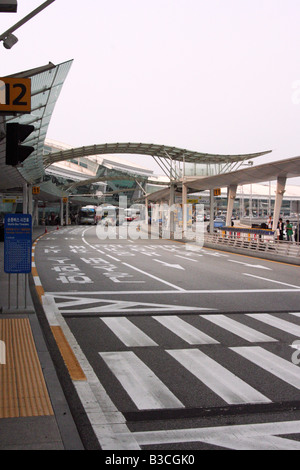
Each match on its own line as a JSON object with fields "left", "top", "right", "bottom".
{"left": 3, "top": 33, "right": 18, "bottom": 49}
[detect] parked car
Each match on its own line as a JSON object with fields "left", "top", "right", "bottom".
{"left": 207, "top": 217, "right": 226, "bottom": 232}
{"left": 214, "top": 217, "right": 226, "bottom": 228}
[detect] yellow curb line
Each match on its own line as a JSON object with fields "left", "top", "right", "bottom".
{"left": 32, "top": 232, "right": 86, "bottom": 382}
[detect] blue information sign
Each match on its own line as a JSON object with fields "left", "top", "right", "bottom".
{"left": 4, "top": 214, "right": 32, "bottom": 274}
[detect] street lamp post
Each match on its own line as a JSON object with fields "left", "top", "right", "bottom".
{"left": 0, "top": 0, "right": 55, "bottom": 49}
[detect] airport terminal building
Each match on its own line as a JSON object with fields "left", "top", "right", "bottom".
{"left": 0, "top": 59, "right": 300, "bottom": 233}
{"left": 1, "top": 136, "right": 300, "bottom": 227}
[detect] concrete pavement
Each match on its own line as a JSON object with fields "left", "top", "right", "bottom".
{"left": 0, "top": 226, "right": 95, "bottom": 450}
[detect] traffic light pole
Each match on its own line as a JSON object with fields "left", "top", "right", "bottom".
{"left": 28, "top": 183, "right": 32, "bottom": 217}
{"left": 23, "top": 182, "right": 28, "bottom": 213}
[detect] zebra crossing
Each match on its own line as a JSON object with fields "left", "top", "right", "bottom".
{"left": 44, "top": 292, "right": 300, "bottom": 449}
{"left": 93, "top": 311, "right": 300, "bottom": 413}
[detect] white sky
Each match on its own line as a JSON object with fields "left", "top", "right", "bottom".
{"left": 1, "top": 0, "right": 300, "bottom": 184}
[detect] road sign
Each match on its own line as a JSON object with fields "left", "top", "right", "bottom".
{"left": 214, "top": 188, "right": 221, "bottom": 196}
{"left": 2, "top": 198, "right": 16, "bottom": 203}
{"left": 0, "top": 77, "right": 31, "bottom": 114}
{"left": 32, "top": 186, "right": 40, "bottom": 194}
{"left": 4, "top": 214, "right": 32, "bottom": 273}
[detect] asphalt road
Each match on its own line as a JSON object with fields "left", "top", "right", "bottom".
{"left": 34, "top": 225, "right": 300, "bottom": 451}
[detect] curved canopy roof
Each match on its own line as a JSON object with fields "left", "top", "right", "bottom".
{"left": 43, "top": 142, "right": 272, "bottom": 167}
{"left": 186, "top": 154, "right": 300, "bottom": 191}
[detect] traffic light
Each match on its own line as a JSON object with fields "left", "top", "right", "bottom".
{"left": 6, "top": 123, "right": 35, "bottom": 166}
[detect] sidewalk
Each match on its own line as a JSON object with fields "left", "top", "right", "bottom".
{"left": 0, "top": 226, "right": 85, "bottom": 450}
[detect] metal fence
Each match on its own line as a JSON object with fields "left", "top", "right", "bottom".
{"left": 204, "top": 232, "right": 300, "bottom": 263}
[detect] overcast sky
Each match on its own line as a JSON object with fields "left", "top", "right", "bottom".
{"left": 1, "top": 0, "right": 300, "bottom": 183}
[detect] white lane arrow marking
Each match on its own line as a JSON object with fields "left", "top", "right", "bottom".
{"left": 228, "top": 260, "right": 271, "bottom": 270}
{"left": 154, "top": 259, "right": 185, "bottom": 270}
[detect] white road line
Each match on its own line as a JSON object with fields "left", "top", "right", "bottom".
{"left": 229, "top": 260, "right": 271, "bottom": 270}
{"left": 167, "top": 349, "right": 271, "bottom": 405}
{"left": 82, "top": 229, "right": 185, "bottom": 291}
{"left": 201, "top": 314, "right": 277, "bottom": 343}
{"left": 122, "top": 262, "right": 186, "bottom": 291}
{"left": 133, "top": 420, "right": 300, "bottom": 449}
{"left": 58, "top": 300, "right": 209, "bottom": 314}
{"left": 231, "top": 346, "right": 300, "bottom": 389}
{"left": 243, "top": 273, "right": 300, "bottom": 289}
{"left": 99, "top": 351, "right": 184, "bottom": 410}
{"left": 41, "top": 294, "right": 140, "bottom": 450}
{"left": 106, "top": 254, "right": 121, "bottom": 262}
{"left": 154, "top": 259, "right": 185, "bottom": 270}
{"left": 153, "top": 316, "right": 219, "bottom": 344}
{"left": 199, "top": 434, "right": 300, "bottom": 451}
{"left": 247, "top": 313, "right": 300, "bottom": 337}
{"left": 82, "top": 229, "right": 106, "bottom": 254}
{"left": 42, "top": 294, "right": 60, "bottom": 326}
{"left": 46, "top": 288, "right": 300, "bottom": 295}
{"left": 175, "top": 255, "right": 198, "bottom": 262}
{"left": 100, "top": 317, "right": 158, "bottom": 347}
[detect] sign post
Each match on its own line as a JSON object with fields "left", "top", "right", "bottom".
{"left": 4, "top": 214, "right": 32, "bottom": 309}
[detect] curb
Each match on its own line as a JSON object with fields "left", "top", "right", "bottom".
{"left": 29, "top": 230, "right": 101, "bottom": 450}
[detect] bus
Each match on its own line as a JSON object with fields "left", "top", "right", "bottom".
{"left": 78, "top": 205, "right": 97, "bottom": 225}
{"left": 96, "top": 205, "right": 124, "bottom": 225}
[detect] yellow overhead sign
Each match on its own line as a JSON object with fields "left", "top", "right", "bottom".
{"left": 0, "top": 77, "right": 31, "bottom": 113}
{"left": 2, "top": 198, "right": 16, "bottom": 203}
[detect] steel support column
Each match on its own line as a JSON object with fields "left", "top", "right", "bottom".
{"left": 169, "top": 184, "right": 175, "bottom": 239}
{"left": 182, "top": 182, "right": 188, "bottom": 237}
{"left": 210, "top": 189, "right": 214, "bottom": 233}
{"left": 272, "top": 176, "right": 286, "bottom": 232}
{"left": 226, "top": 184, "right": 237, "bottom": 226}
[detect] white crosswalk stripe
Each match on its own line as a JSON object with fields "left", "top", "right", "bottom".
{"left": 96, "top": 313, "right": 300, "bottom": 413}
{"left": 247, "top": 313, "right": 300, "bottom": 337}
{"left": 167, "top": 348, "right": 271, "bottom": 405}
{"left": 49, "top": 292, "right": 300, "bottom": 415}
{"left": 201, "top": 314, "right": 277, "bottom": 342}
{"left": 99, "top": 351, "right": 184, "bottom": 410}
{"left": 153, "top": 315, "right": 219, "bottom": 344}
{"left": 101, "top": 317, "right": 158, "bottom": 347}
{"left": 290, "top": 312, "right": 300, "bottom": 318}
{"left": 231, "top": 346, "right": 300, "bottom": 389}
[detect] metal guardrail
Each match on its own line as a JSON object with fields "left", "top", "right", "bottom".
{"left": 140, "top": 221, "right": 300, "bottom": 264}
{"left": 204, "top": 232, "right": 300, "bottom": 262}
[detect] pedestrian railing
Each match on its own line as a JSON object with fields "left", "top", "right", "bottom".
{"left": 204, "top": 231, "right": 300, "bottom": 262}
